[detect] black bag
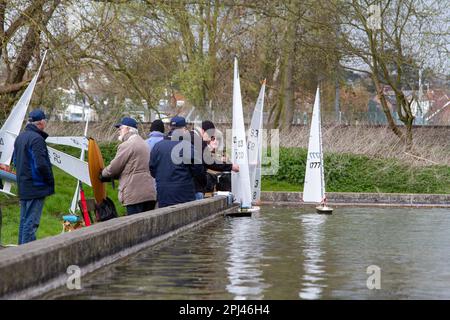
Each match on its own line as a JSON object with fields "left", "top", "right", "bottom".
{"left": 216, "top": 172, "right": 231, "bottom": 192}
{"left": 95, "top": 197, "right": 118, "bottom": 222}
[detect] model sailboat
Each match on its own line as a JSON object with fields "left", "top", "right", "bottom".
{"left": 0, "top": 50, "right": 92, "bottom": 196}
{"left": 231, "top": 57, "right": 258, "bottom": 213}
{"left": 247, "top": 79, "right": 266, "bottom": 206}
{"left": 303, "top": 87, "right": 333, "bottom": 214}
{"left": 0, "top": 51, "right": 48, "bottom": 195}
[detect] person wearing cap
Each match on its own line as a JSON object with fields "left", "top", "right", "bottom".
{"left": 149, "top": 116, "right": 205, "bottom": 208}
{"left": 12, "top": 109, "right": 54, "bottom": 244}
{"left": 189, "top": 120, "right": 239, "bottom": 200}
{"left": 100, "top": 117, "right": 157, "bottom": 215}
{"left": 146, "top": 119, "right": 165, "bottom": 152}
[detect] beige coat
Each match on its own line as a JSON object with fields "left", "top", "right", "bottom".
{"left": 102, "top": 132, "right": 156, "bottom": 205}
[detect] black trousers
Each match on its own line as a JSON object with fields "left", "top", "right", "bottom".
{"left": 126, "top": 200, "right": 156, "bottom": 215}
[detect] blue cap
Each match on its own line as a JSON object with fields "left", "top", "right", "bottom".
{"left": 114, "top": 117, "right": 138, "bottom": 129}
{"left": 170, "top": 116, "right": 186, "bottom": 128}
{"left": 28, "top": 109, "right": 47, "bottom": 122}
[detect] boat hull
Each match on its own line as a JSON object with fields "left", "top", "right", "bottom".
{"left": 316, "top": 205, "right": 333, "bottom": 214}
{"left": 0, "top": 169, "right": 16, "bottom": 182}
{"left": 225, "top": 206, "right": 260, "bottom": 217}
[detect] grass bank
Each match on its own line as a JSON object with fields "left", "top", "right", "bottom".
{"left": 262, "top": 148, "right": 450, "bottom": 194}
{"left": 0, "top": 143, "right": 124, "bottom": 245}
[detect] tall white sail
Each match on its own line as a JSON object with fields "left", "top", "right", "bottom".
{"left": 248, "top": 80, "right": 266, "bottom": 204}
{"left": 0, "top": 51, "right": 47, "bottom": 196}
{"left": 0, "top": 50, "right": 48, "bottom": 166}
{"left": 231, "top": 57, "right": 252, "bottom": 208}
{"left": 303, "top": 87, "right": 325, "bottom": 203}
{"left": 47, "top": 146, "right": 91, "bottom": 187}
{"left": 46, "top": 136, "right": 88, "bottom": 151}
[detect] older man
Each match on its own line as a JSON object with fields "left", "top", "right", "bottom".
{"left": 100, "top": 117, "right": 156, "bottom": 215}
{"left": 13, "top": 109, "right": 54, "bottom": 244}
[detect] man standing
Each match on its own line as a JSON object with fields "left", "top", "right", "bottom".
{"left": 190, "top": 120, "right": 239, "bottom": 199}
{"left": 150, "top": 116, "right": 205, "bottom": 208}
{"left": 13, "top": 109, "right": 54, "bottom": 244}
{"left": 100, "top": 117, "right": 157, "bottom": 215}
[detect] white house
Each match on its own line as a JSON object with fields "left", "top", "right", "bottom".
{"left": 60, "top": 104, "right": 98, "bottom": 122}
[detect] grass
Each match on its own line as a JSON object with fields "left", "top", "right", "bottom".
{"left": 0, "top": 142, "right": 125, "bottom": 245}
{"left": 262, "top": 147, "right": 450, "bottom": 194}
{"left": 261, "top": 179, "right": 299, "bottom": 192}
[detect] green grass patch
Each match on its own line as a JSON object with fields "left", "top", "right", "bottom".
{"left": 0, "top": 142, "right": 124, "bottom": 245}
{"left": 262, "top": 147, "right": 450, "bottom": 194}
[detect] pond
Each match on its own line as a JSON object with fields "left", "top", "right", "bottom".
{"left": 40, "top": 206, "right": 450, "bottom": 299}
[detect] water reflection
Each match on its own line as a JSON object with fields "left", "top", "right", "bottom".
{"left": 298, "top": 214, "right": 327, "bottom": 299}
{"left": 224, "top": 216, "right": 269, "bottom": 299}
{"left": 40, "top": 207, "right": 450, "bottom": 300}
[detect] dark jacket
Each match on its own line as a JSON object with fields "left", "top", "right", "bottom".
{"left": 150, "top": 131, "right": 205, "bottom": 208}
{"left": 13, "top": 124, "right": 54, "bottom": 200}
{"left": 189, "top": 129, "right": 233, "bottom": 193}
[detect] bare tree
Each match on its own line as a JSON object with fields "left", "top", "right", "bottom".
{"left": 335, "top": 0, "right": 449, "bottom": 148}
{"left": 0, "top": 0, "right": 62, "bottom": 119}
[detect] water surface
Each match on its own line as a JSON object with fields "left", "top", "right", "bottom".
{"left": 41, "top": 206, "right": 450, "bottom": 299}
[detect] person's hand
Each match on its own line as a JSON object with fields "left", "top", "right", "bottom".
{"left": 208, "top": 139, "right": 218, "bottom": 150}
{"left": 232, "top": 164, "right": 240, "bottom": 172}
{"left": 98, "top": 171, "right": 112, "bottom": 183}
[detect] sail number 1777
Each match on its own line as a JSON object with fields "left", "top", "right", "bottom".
{"left": 309, "top": 162, "right": 321, "bottom": 168}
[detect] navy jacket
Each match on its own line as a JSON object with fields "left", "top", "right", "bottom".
{"left": 13, "top": 124, "right": 54, "bottom": 200}
{"left": 150, "top": 132, "right": 205, "bottom": 208}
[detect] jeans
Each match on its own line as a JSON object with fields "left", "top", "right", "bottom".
{"left": 126, "top": 200, "right": 156, "bottom": 215}
{"left": 195, "top": 192, "right": 204, "bottom": 200}
{"left": 19, "top": 197, "right": 45, "bottom": 245}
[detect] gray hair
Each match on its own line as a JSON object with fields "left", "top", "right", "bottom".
{"left": 127, "top": 127, "right": 139, "bottom": 135}
{"left": 30, "top": 120, "right": 45, "bottom": 126}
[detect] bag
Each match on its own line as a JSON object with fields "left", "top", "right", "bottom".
{"left": 216, "top": 172, "right": 231, "bottom": 192}
{"left": 95, "top": 197, "right": 118, "bottom": 222}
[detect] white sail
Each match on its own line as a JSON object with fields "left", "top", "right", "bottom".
{"left": 231, "top": 57, "right": 252, "bottom": 208}
{"left": 0, "top": 51, "right": 47, "bottom": 196}
{"left": 0, "top": 50, "right": 48, "bottom": 167}
{"left": 47, "top": 146, "right": 91, "bottom": 187}
{"left": 46, "top": 136, "right": 88, "bottom": 151}
{"left": 248, "top": 80, "right": 266, "bottom": 204}
{"left": 303, "top": 87, "right": 325, "bottom": 203}
{"left": 0, "top": 182, "right": 13, "bottom": 196}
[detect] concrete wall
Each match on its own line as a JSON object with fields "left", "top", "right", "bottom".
{"left": 261, "top": 191, "right": 450, "bottom": 207}
{"left": 0, "top": 196, "right": 235, "bottom": 299}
